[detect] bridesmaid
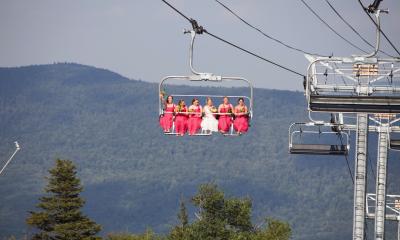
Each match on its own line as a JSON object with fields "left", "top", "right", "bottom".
{"left": 187, "top": 98, "right": 202, "bottom": 136}
{"left": 174, "top": 99, "right": 188, "bottom": 136}
{"left": 218, "top": 97, "right": 234, "bottom": 134}
{"left": 233, "top": 97, "right": 249, "bottom": 134}
{"left": 160, "top": 95, "right": 175, "bottom": 133}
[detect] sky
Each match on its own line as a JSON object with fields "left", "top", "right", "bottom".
{"left": 0, "top": 0, "right": 399, "bottom": 90}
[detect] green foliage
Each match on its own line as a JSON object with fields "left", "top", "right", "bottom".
{"left": 106, "top": 229, "right": 163, "bottom": 240}
{"left": 168, "top": 183, "right": 291, "bottom": 240}
{"left": 254, "top": 218, "right": 291, "bottom": 240}
{"left": 26, "top": 159, "right": 102, "bottom": 240}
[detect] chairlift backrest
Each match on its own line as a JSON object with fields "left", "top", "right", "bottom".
{"left": 289, "top": 122, "right": 349, "bottom": 155}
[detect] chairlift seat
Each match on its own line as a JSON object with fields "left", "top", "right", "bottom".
{"left": 290, "top": 144, "right": 348, "bottom": 155}
{"left": 310, "top": 95, "right": 400, "bottom": 113}
{"left": 390, "top": 140, "right": 400, "bottom": 150}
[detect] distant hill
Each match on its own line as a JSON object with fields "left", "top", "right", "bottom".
{"left": 0, "top": 63, "right": 399, "bottom": 239}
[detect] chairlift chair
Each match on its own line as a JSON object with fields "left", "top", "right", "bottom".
{"left": 159, "top": 30, "right": 254, "bottom": 136}
{"left": 305, "top": 56, "right": 400, "bottom": 114}
{"left": 289, "top": 122, "right": 350, "bottom": 155}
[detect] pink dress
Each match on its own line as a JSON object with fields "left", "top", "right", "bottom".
{"left": 175, "top": 106, "right": 188, "bottom": 135}
{"left": 233, "top": 107, "right": 249, "bottom": 133}
{"left": 218, "top": 104, "right": 233, "bottom": 133}
{"left": 188, "top": 105, "right": 202, "bottom": 135}
{"left": 160, "top": 104, "right": 175, "bottom": 132}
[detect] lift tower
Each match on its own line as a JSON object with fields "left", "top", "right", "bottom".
{"left": 290, "top": 5, "right": 400, "bottom": 239}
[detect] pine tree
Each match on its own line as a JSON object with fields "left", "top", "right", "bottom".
{"left": 168, "top": 197, "right": 191, "bottom": 240}
{"left": 26, "top": 159, "right": 102, "bottom": 240}
{"left": 177, "top": 196, "right": 188, "bottom": 228}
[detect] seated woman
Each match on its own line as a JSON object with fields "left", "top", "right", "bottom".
{"left": 174, "top": 99, "right": 188, "bottom": 136}
{"left": 187, "top": 98, "right": 202, "bottom": 136}
{"left": 159, "top": 95, "right": 175, "bottom": 133}
{"left": 233, "top": 97, "right": 249, "bottom": 134}
{"left": 201, "top": 97, "right": 219, "bottom": 134}
{"left": 218, "top": 97, "right": 234, "bottom": 134}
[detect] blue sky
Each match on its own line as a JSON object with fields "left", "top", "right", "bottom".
{"left": 0, "top": 0, "right": 399, "bottom": 90}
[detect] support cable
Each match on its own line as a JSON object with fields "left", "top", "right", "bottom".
{"left": 368, "top": 155, "right": 376, "bottom": 180}
{"left": 203, "top": 30, "right": 305, "bottom": 77}
{"left": 300, "top": 0, "right": 369, "bottom": 54}
{"left": 161, "top": 0, "right": 305, "bottom": 78}
{"left": 357, "top": 0, "right": 400, "bottom": 56}
{"left": 339, "top": 134, "right": 355, "bottom": 184}
{"left": 325, "top": 0, "right": 396, "bottom": 58}
{"left": 214, "top": 0, "right": 329, "bottom": 57}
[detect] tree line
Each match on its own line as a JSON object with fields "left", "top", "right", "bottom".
{"left": 12, "top": 159, "right": 291, "bottom": 240}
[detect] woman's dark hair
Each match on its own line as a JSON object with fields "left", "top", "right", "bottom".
{"left": 166, "top": 95, "right": 173, "bottom": 104}
{"left": 238, "top": 97, "right": 244, "bottom": 103}
{"left": 192, "top": 98, "right": 198, "bottom": 104}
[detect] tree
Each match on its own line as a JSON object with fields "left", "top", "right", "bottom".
{"left": 262, "top": 218, "right": 291, "bottom": 240}
{"left": 168, "top": 197, "right": 191, "bottom": 240}
{"left": 106, "top": 229, "right": 162, "bottom": 240}
{"left": 190, "top": 183, "right": 253, "bottom": 240}
{"left": 26, "top": 159, "right": 101, "bottom": 240}
{"left": 168, "top": 183, "right": 292, "bottom": 240}
{"left": 177, "top": 197, "right": 188, "bottom": 228}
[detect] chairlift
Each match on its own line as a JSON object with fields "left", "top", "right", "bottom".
{"left": 159, "top": 30, "right": 253, "bottom": 136}
{"left": 289, "top": 122, "right": 349, "bottom": 155}
{"left": 305, "top": 56, "right": 400, "bottom": 113}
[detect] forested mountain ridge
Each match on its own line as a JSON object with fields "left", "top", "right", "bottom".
{"left": 0, "top": 63, "right": 399, "bottom": 239}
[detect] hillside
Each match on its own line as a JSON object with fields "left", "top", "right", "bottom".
{"left": 0, "top": 63, "right": 399, "bottom": 239}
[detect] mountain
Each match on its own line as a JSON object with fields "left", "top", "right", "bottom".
{"left": 0, "top": 63, "right": 399, "bottom": 239}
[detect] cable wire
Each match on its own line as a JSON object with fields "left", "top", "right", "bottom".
{"left": 161, "top": 0, "right": 191, "bottom": 22}
{"left": 214, "top": 0, "right": 328, "bottom": 57}
{"left": 357, "top": 0, "right": 400, "bottom": 56}
{"left": 300, "top": 0, "right": 369, "bottom": 55}
{"left": 339, "top": 134, "right": 354, "bottom": 184}
{"left": 325, "top": 0, "right": 395, "bottom": 58}
{"left": 161, "top": 0, "right": 306, "bottom": 77}
{"left": 203, "top": 30, "right": 305, "bottom": 77}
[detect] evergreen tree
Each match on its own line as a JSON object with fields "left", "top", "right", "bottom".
{"left": 190, "top": 183, "right": 253, "bottom": 240}
{"left": 26, "top": 159, "right": 102, "bottom": 240}
{"left": 177, "top": 197, "right": 188, "bottom": 228}
{"left": 168, "top": 197, "right": 191, "bottom": 240}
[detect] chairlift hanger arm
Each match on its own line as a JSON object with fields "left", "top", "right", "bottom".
{"left": 357, "top": 0, "right": 400, "bottom": 56}
{"left": 161, "top": 0, "right": 305, "bottom": 78}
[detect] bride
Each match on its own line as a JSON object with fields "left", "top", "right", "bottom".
{"left": 201, "top": 97, "right": 219, "bottom": 133}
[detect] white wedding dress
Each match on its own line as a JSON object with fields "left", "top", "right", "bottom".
{"left": 201, "top": 105, "right": 219, "bottom": 132}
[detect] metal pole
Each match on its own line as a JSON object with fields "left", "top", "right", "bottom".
{"left": 0, "top": 142, "right": 21, "bottom": 176}
{"left": 374, "top": 126, "right": 389, "bottom": 240}
{"left": 353, "top": 113, "right": 369, "bottom": 240}
{"left": 396, "top": 215, "right": 400, "bottom": 240}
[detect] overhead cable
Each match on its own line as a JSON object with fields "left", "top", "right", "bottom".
{"left": 340, "top": 135, "right": 354, "bottom": 184}
{"left": 325, "top": 0, "right": 395, "bottom": 58}
{"left": 214, "top": 0, "right": 328, "bottom": 57}
{"left": 300, "top": 0, "right": 369, "bottom": 54}
{"left": 161, "top": 0, "right": 305, "bottom": 78}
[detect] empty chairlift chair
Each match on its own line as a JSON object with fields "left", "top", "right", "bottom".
{"left": 289, "top": 122, "right": 349, "bottom": 155}
{"left": 305, "top": 56, "right": 400, "bottom": 113}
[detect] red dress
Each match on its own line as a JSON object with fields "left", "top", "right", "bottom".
{"left": 160, "top": 104, "right": 175, "bottom": 132}
{"left": 233, "top": 107, "right": 249, "bottom": 133}
{"left": 218, "top": 104, "right": 233, "bottom": 133}
{"left": 188, "top": 105, "right": 202, "bottom": 135}
{"left": 175, "top": 106, "right": 188, "bottom": 135}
